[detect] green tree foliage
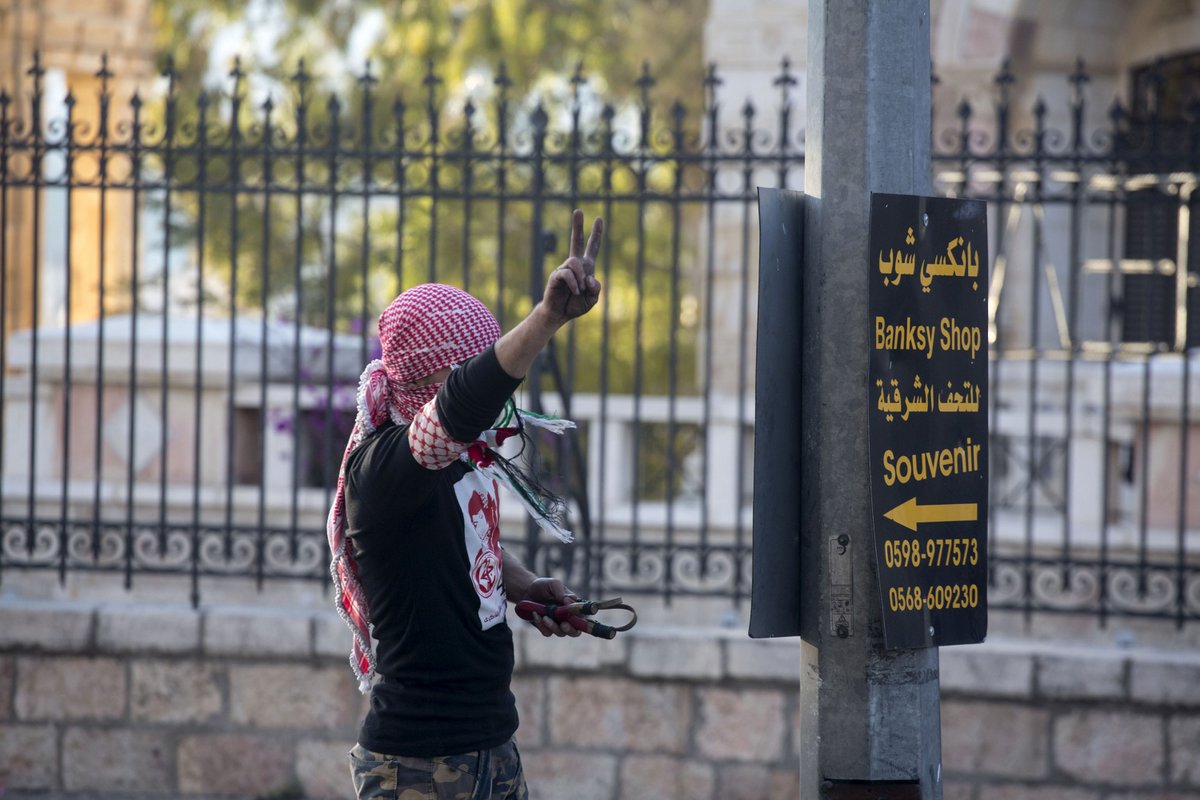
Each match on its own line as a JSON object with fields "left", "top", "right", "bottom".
{"left": 145, "top": 0, "right": 713, "bottom": 395}
{"left": 151, "top": 0, "right": 708, "bottom": 110}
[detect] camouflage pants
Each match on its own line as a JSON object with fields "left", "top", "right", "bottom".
{"left": 349, "top": 739, "right": 529, "bottom": 800}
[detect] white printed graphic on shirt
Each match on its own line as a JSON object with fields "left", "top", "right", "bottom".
{"left": 454, "top": 471, "right": 506, "bottom": 630}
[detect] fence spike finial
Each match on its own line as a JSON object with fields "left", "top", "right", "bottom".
{"left": 774, "top": 56, "right": 796, "bottom": 113}
{"left": 494, "top": 61, "right": 512, "bottom": 89}
{"left": 993, "top": 58, "right": 1015, "bottom": 105}
{"left": 957, "top": 96, "right": 972, "bottom": 121}
{"left": 531, "top": 101, "right": 548, "bottom": 134}
{"left": 773, "top": 56, "right": 797, "bottom": 89}
{"left": 390, "top": 93, "right": 407, "bottom": 152}
{"left": 358, "top": 60, "right": 378, "bottom": 90}
{"left": 162, "top": 56, "right": 178, "bottom": 96}
{"left": 1069, "top": 57, "right": 1089, "bottom": 88}
{"left": 97, "top": 52, "right": 113, "bottom": 84}
{"left": 423, "top": 58, "right": 442, "bottom": 88}
{"left": 636, "top": 61, "right": 656, "bottom": 98}
{"left": 64, "top": 88, "right": 76, "bottom": 109}
{"left": 704, "top": 63, "right": 722, "bottom": 114}
{"left": 704, "top": 62, "right": 722, "bottom": 90}
{"left": 291, "top": 58, "right": 312, "bottom": 97}
{"left": 1068, "top": 57, "right": 1089, "bottom": 108}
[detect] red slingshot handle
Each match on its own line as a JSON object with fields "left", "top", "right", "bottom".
{"left": 515, "top": 600, "right": 619, "bottom": 639}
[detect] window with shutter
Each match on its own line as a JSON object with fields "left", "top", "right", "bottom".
{"left": 1122, "top": 55, "right": 1200, "bottom": 349}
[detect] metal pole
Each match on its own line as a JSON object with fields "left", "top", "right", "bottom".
{"left": 802, "top": 1, "right": 941, "bottom": 797}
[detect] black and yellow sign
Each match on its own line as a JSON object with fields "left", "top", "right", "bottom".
{"left": 868, "top": 193, "right": 988, "bottom": 649}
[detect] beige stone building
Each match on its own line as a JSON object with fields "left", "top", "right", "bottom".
{"left": 0, "top": 0, "right": 153, "bottom": 339}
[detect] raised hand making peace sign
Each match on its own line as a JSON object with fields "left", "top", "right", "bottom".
{"left": 493, "top": 209, "right": 603, "bottom": 381}
{"left": 542, "top": 209, "right": 603, "bottom": 325}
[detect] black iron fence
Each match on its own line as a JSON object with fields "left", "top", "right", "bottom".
{"left": 0, "top": 54, "right": 1197, "bottom": 623}
{"left": 934, "top": 57, "right": 1200, "bottom": 625}
{"left": 0, "top": 55, "right": 799, "bottom": 609}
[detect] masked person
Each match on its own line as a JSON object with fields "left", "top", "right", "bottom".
{"left": 327, "top": 210, "right": 603, "bottom": 800}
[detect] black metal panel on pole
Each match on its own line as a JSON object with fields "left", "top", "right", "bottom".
{"left": 750, "top": 187, "right": 805, "bottom": 639}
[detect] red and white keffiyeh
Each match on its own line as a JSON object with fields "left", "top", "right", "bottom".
{"left": 326, "top": 283, "right": 574, "bottom": 693}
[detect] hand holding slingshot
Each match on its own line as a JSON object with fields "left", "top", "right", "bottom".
{"left": 515, "top": 597, "right": 637, "bottom": 639}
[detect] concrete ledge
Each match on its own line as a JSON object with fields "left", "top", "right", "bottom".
{"left": 1131, "top": 657, "right": 1200, "bottom": 707}
{"left": 726, "top": 638, "right": 800, "bottom": 681}
{"left": 517, "top": 625, "right": 630, "bottom": 670}
{"left": 940, "top": 643, "right": 1035, "bottom": 698}
{"left": 201, "top": 605, "right": 312, "bottom": 658}
{"left": 97, "top": 603, "right": 201, "bottom": 654}
{"left": 312, "top": 609, "right": 352, "bottom": 659}
{"left": 629, "top": 627, "right": 723, "bottom": 680}
{"left": 1036, "top": 649, "right": 1126, "bottom": 700}
{"left": 0, "top": 599, "right": 94, "bottom": 651}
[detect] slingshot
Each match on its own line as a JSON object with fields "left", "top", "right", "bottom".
{"left": 514, "top": 597, "right": 638, "bottom": 639}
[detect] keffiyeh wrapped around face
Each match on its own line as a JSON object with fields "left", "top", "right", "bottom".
{"left": 378, "top": 283, "right": 503, "bottom": 422}
{"left": 326, "top": 283, "right": 574, "bottom": 692}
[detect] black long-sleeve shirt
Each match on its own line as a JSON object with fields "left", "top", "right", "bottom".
{"left": 345, "top": 344, "right": 522, "bottom": 756}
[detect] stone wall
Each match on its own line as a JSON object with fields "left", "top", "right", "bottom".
{"left": 941, "top": 639, "right": 1200, "bottom": 800}
{"left": 1, "top": 598, "right": 1198, "bottom": 799}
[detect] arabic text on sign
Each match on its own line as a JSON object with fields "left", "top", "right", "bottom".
{"left": 876, "top": 376, "right": 982, "bottom": 422}
{"left": 878, "top": 233, "right": 981, "bottom": 292}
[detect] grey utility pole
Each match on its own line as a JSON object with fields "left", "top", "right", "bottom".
{"left": 801, "top": 2, "right": 941, "bottom": 798}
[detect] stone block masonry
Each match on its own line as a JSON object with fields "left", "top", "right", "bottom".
{"left": 941, "top": 641, "right": 1200, "bottom": 799}
{"left": 2, "top": 597, "right": 1200, "bottom": 799}
{"left": 0, "top": 599, "right": 800, "bottom": 800}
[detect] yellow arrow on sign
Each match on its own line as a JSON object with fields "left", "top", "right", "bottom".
{"left": 884, "top": 497, "right": 978, "bottom": 532}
